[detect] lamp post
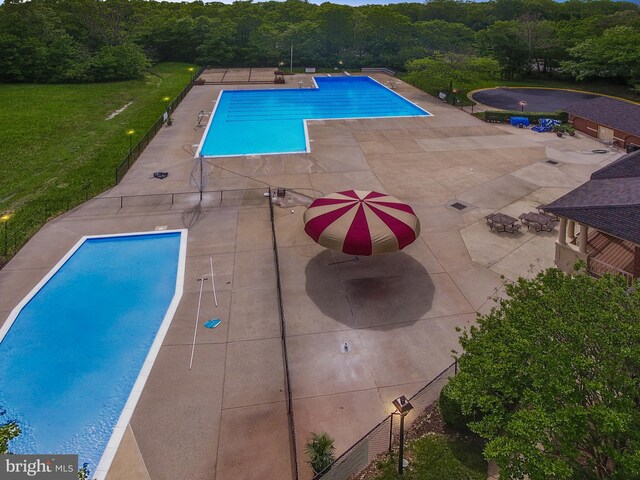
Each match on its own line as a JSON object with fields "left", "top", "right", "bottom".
{"left": 163, "top": 96, "right": 172, "bottom": 125}
{"left": 393, "top": 395, "right": 413, "bottom": 476}
{"left": 127, "top": 129, "right": 135, "bottom": 154}
{"left": 1, "top": 212, "right": 12, "bottom": 256}
{"left": 338, "top": 60, "right": 343, "bottom": 70}
{"left": 520, "top": 100, "right": 526, "bottom": 112}
{"left": 452, "top": 88, "right": 459, "bottom": 107}
{"left": 188, "top": 66, "right": 195, "bottom": 83}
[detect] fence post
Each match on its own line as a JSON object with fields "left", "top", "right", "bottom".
{"left": 388, "top": 414, "right": 394, "bottom": 452}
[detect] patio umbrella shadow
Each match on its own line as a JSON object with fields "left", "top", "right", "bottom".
{"left": 305, "top": 250, "right": 435, "bottom": 329}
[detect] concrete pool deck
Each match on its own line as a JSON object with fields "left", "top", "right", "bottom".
{"left": 0, "top": 70, "right": 622, "bottom": 480}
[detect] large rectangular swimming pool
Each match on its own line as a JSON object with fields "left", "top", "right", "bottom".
{"left": 0, "top": 231, "right": 186, "bottom": 478}
{"left": 197, "top": 76, "right": 431, "bottom": 157}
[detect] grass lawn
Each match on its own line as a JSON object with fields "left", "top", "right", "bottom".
{"left": 0, "top": 62, "right": 196, "bottom": 258}
{"left": 368, "top": 433, "right": 486, "bottom": 480}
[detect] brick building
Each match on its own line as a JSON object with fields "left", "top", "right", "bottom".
{"left": 565, "top": 97, "right": 640, "bottom": 151}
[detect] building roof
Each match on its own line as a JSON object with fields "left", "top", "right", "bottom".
{"left": 545, "top": 150, "right": 640, "bottom": 245}
{"left": 565, "top": 97, "right": 640, "bottom": 138}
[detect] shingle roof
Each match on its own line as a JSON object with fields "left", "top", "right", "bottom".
{"left": 565, "top": 97, "right": 640, "bottom": 137}
{"left": 591, "top": 149, "right": 640, "bottom": 180}
{"left": 545, "top": 150, "right": 640, "bottom": 244}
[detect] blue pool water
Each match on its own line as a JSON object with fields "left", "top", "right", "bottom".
{"left": 199, "top": 76, "right": 431, "bottom": 156}
{"left": 0, "top": 232, "right": 183, "bottom": 472}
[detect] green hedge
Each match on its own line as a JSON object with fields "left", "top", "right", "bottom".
{"left": 474, "top": 110, "right": 568, "bottom": 124}
{"left": 439, "top": 384, "right": 479, "bottom": 432}
{"left": 403, "top": 75, "right": 477, "bottom": 107}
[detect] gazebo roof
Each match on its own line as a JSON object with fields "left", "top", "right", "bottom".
{"left": 545, "top": 150, "right": 640, "bottom": 245}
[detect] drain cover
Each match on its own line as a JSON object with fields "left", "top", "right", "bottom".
{"left": 545, "top": 160, "right": 559, "bottom": 165}
{"left": 450, "top": 202, "right": 467, "bottom": 211}
{"left": 341, "top": 342, "right": 351, "bottom": 353}
{"left": 592, "top": 149, "right": 608, "bottom": 154}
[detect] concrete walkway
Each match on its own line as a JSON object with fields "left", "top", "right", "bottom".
{"left": 0, "top": 69, "right": 620, "bottom": 480}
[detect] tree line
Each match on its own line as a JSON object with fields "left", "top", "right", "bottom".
{"left": 0, "top": 0, "right": 639, "bottom": 87}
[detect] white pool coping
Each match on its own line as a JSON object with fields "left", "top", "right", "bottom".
{"left": 0, "top": 229, "right": 188, "bottom": 480}
{"left": 194, "top": 75, "right": 433, "bottom": 159}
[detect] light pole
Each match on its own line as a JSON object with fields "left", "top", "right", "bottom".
{"left": 520, "top": 100, "right": 526, "bottom": 112}
{"left": 188, "top": 67, "right": 195, "bottom": 83}
{"left": 163, "top": 96, "right": 172, "bottom": 125}
{"left": 127, "top": 129, "right": 135, "bottom": 155}
{"left": 1, "top": 212, "right": 12, "bottom": 256}
{"left": 393, "top": 395, "right": 413, "bottom": 476}
{"left": 452, "top": 88, "right": 459, "bottom": 107}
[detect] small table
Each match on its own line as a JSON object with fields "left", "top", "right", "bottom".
{"left": 519, "top": 212, "right": 557, "bottom": 232}
{"left": 485, "top": 213, "right": 521, "bottom": 233}
{"left": 536, "top": 205, "right": 558, "bottom": 221}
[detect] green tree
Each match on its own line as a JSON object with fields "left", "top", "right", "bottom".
{"left": 88, "top": 42, "right": 150, "bottom": 81}
{"left": 562, "top": 26, "right": 640, "bottom": 85}
{"left": 477, "top": 20, "right": 529, "bottom": 79}
{"left": 0, "top": 419, "right": 20, "bottom": 454}
{"left": 414, "top": 20, "right": 476, "bottom": 54}
{"left": 406, "top": 52, "right": 500, "bottom": 90}
{"left": 448, "top": 269, "right": 640, "bottom": 479}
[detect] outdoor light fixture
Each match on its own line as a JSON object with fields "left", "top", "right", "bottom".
{"left": 520, "top": 100, "right": 526, "bottom": 112}
{"left": 393, "top": 395, "right": 413, "bottom": 475}
{"left": 127, "top": 129, "right": 135, "bottom": 154}
{"left": 163, "top": 96, "right": 172, "bottom": 125}
{"left": 452, "top": 88, "right": 459, "bottom": 106}
{"left": 1, "top": 212, "right": 12, "bottom": 256}
{"left": 188, "top": 67, "right": 195, "bottom": 82}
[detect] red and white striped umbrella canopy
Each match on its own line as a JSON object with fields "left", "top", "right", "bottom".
{"left": 303, "top": 190, "right": 420, "bottom": 256}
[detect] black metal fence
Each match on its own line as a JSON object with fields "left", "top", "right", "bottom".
{"left": 313, "top": 362, "right": 457, "bottom": 480}
{"left": 0, "top": 187, "right": 266, "bottom": 266}
{"left": 0, "top": 66, "right": 206, "bottom": 267}
{"left": 268, "top": 188, "right": 300, "bottom": 480}
{"left": 115, "top": 64, "right": 206, "bottom": 184}
{"left": 0, "top": 186, "right": 93, "bottom": 261}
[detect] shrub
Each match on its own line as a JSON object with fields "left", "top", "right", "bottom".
{"left": 475, "top": 110, "right": 568, "bottom": 124}
{"left": 439, "top": 383, "right": 476, "bottom": 431}
{"left": 305, "top": 432, "right": 336, "bottom": 475}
